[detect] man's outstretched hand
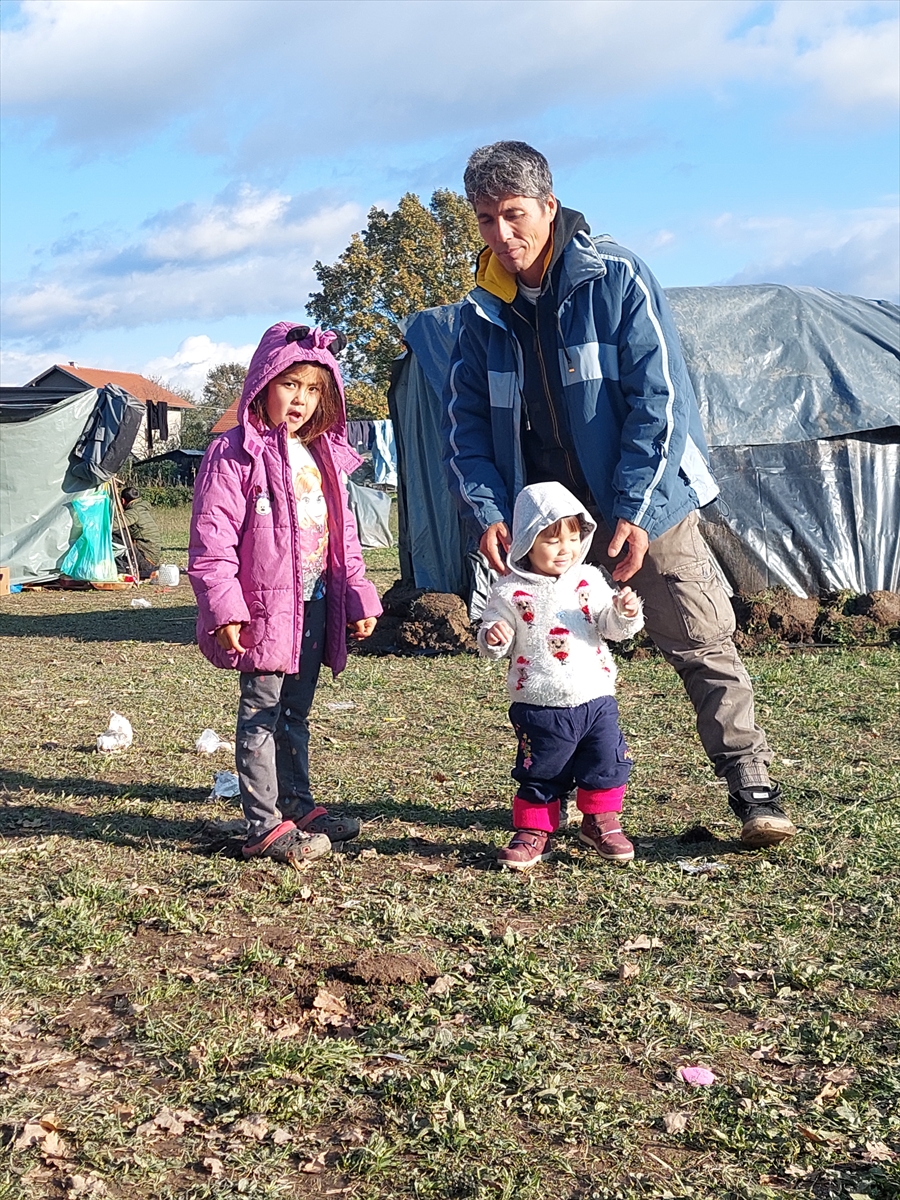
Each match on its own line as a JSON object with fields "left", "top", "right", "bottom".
{"left": 479, "top": 521, "right": 512, "bottom": 574}
{"left": 607, "top": 519, "right": 649, "bottom": 581}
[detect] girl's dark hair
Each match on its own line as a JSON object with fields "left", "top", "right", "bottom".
{"left": 539, "top": 514, "right": 583, "bottom": 540}
{"left": 250, "top": 362, "right": 342, "bottom": 444}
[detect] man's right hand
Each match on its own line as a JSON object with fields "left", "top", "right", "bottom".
{"left": 479, "top": 521, "right": 512, "bottom": 574}
{"left": 215, "top": 623, "right": 247, "bottom": 653}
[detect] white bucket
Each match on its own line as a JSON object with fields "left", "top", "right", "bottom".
{"left": 156, "top": 564, "right": 180, "bottom": 587}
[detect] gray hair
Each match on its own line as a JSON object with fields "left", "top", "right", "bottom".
{"left": 463, "top": 141, "right": 553, "bottom": 205}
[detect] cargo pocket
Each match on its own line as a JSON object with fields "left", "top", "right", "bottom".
{"left": 664, "top": 559, "right": 736, "bottom": 646}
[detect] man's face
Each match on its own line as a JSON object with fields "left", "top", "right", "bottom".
{"left": 473, "top": 194, "right": 558, "bottom": 280}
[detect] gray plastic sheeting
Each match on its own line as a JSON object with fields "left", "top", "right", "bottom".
{"left": 0, "top": 388, "right": 105, "bottom": 585}
{"left": 666, "top": 286, "right": 899, "bottom": 446}
{"left": 392, "top": 285, "right": 899, "bottom": 598}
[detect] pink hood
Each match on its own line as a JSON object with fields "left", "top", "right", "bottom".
{"left": 237, "top": 322, "right": 359, "bottom": 475}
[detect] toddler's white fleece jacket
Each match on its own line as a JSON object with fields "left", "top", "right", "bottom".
{"left": 477, "top": 482, "right": 644, "bottom": 707}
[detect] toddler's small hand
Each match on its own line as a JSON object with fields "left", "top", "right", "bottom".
{"left": 348, "top": 617, "right": 377, "bottom": 640}
{"left": 483, "top": 619, "right": 513, "bottom": 646}
{"left": 612, "top": 587, "right": 640, "bottom": 619}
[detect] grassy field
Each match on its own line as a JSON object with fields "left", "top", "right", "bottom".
{"left": 1, "top": 505, "right": 898, "bottom": 1200}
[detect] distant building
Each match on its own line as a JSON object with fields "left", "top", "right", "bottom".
{"left": 25, "top": 363, "right": 195, "bottom": 459}
{"left": 210, "top": 399, "right": 240, "bottom": 434}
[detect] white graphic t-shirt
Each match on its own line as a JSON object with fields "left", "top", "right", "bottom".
{"left": 287, "top": 436, "right": 329, "bottom": 600}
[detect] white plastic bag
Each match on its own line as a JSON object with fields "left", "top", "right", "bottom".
{"left": 209, "top": 771, "right": 240, "bottom": 800}
{"left": 97, "top": 712, "right": 133, "bottom": 752}
{"left": 196, "top": 728, "right": 234, "bottom": 754}
{"left": 130, "top": 598, "right": 152, "bottom": 609}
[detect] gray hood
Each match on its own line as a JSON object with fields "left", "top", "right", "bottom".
{"left": 508, "top": 481, "right": 596, "bottom": 581}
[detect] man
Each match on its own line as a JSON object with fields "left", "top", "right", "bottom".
{"left": 117, "top": 487, "right": 161, "bottom": 579}
{"left": 443, "top": 140, "right": 795, "bottom": 848}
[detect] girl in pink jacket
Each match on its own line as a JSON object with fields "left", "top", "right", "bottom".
{"left": 189, "top": 323, "right": 382, "bottom": 866}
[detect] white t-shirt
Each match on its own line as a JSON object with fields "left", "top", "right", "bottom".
{"left": 286, "top": 436, "right": 329, "bottom": 600}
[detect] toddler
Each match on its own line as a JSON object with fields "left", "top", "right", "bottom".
{"left": 478, "top": 482, "right": 644, "bottom": 870}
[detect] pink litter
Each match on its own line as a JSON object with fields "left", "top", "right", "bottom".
{"left": 678, "top": 1066, "right": 717, "bottom": 1086}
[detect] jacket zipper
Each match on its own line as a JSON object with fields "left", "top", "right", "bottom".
{"left": 281, "top": 426, "right": 302, "bottom": 672}
{"left": 533, "top": 303, "right": 580, "bottom": 486}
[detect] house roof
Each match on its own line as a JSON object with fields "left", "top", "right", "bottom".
{"left": 27, "top": 365, "right": 195, "bottom": 409}
{"left": 211, "top": 400, "right": 240, "bottom": 434}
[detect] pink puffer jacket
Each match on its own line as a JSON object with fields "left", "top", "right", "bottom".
{"left": 188, "top": 323, "right": 382, "bottom": 676}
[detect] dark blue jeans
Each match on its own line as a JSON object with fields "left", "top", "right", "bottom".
{"left": 236, "top": 599, "right": 326, "bottom": 836}
{"left": 509, "top": 695, "right": 633, "bottom": 806}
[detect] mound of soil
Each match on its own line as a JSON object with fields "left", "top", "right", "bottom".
{"left": 346, "top": 951, "right": 438, "bottom": 986}
{"left": 354, "top": 582, "right": 476, "bottom": 656}
{"left": 730, "top": 587, "right": 899, "bottom": 651}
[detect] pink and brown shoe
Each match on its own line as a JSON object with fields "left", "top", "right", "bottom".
{"left": 578, "top": 813, "right": 634, "bottom": 863}
{"left": 497, "top": 829, "right": 553, "bottom": 871}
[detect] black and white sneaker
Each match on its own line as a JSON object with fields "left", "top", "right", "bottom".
{"left": 728, "top": 785, "right": 796, "bottom": 848}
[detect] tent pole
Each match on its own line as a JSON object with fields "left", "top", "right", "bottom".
{"left": 110, "top": 479, "right": 140, "bottom": 586}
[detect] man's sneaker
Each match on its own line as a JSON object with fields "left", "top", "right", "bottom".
{"left": 497, "top": 829, "right": 553, "bottom": 871}
{"left": 728, "top": 785, "right": 796, "bottom": 848}
{"left": 578, "top": 813, "right": 635, "bottom": 863}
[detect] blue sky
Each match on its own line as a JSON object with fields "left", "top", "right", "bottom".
{"left": 2, "top": 0, "right": 898, "bottom": 393}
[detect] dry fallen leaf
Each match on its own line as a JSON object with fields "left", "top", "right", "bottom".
{"left": 270, "top": 1127, "right": 292, "bottom": 1145}
{"left": 864, "top": 1140, "right": 896, "bottom": 1163}
{"left": 232, "top": 1114, "right": 269, "bottom": 1141}
{"left": 621, "top": 934, "right": 663, "bottom": 952}
{"left": 301, "top": 1150, "right": 328, "bottom": 1174}
{"left": 662, "top": 1112, "right": 689, "bottom": 1134}
{"left": 427, "top": 975, "right": 453, "bottom": 997}
{"left": 202, "top": 1157, "right": 225, "bottom": 1177}
{"left": 41, "top": 1129, "right": 71, "bottom": 1160}
{"left": 63, "top": 1174, "right": 107, "bottom": 1196}
{"left": 618, "top": 961, "right": 640, "bottom": 981}
{"left": 797, "top": 1125, "right": 843, "bottom": 1146}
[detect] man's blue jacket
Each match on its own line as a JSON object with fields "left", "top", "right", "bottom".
{"left": 442, "top": 225, "right": 718, "bottom": 541}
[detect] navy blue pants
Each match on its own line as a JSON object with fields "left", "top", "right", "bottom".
{"left": 509, "top": 696, "right": 633, "bottom": 805}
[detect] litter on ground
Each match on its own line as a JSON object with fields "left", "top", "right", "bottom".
{"left": 209, "top": 771, "right": 240, "bottom": 800}
{"left": 96, "top": 712, "right": 133, "bottom": 752}
{"left": 196, "top": 728, "right": 234, "bottom": 754}
{"left": 130, "top": 598, "right": 152, "bottom": 609}
{"left": 677, "top": 859, "right": 727, "bottom": 876}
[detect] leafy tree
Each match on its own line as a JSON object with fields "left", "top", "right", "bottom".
{"left": 180, "top": 362, "right": 247, "bottom": 449}
{"left": 307, "top": 190, "right": 481, "bottom": 417}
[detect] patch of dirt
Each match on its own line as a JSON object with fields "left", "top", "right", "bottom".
{"left": 344, "top": 951, "right": 438, "bottom": 986}
{"left": 354, "top": 582, "right": 476, "bottom": 656}
{"left": 731, "top": 587, "right": 899, "bottom": 650}
{"left": 362, "top": 580, "right": 898, "bottom": 657}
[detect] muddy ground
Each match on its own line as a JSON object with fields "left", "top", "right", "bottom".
{"left": 356, "top": 583, "right": 900, "bottom": 657}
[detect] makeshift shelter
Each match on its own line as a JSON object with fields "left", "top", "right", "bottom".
{"left": 25, "top": 364, "right": 194, "bottom": 459}
{"left": 389, "top": 285, "right": 899, "bottom": 603}
{"left": 0, "top": 384, "right": 144, "bottom": 585}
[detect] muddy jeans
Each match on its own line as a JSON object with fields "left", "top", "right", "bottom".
{"left": 235, "top": 599, "right": 326, "bottom": 837}
{"left": 587, "top": 511, "right": 772, "bottom": 788}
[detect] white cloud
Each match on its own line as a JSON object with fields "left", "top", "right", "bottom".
{"left": 2, "top": 1, "right": 896, "bottom": 161}
{"left": 0, "top": 345, "right": 66, "bottom": 386}
{"left": 1, "top": 187, "right": 365, "bottom": 339}
{"left": 716, "top": 205, "right": 900, "bottom": 300}
{"left": 142, "top": 335, "right": 255, "bottom": 396}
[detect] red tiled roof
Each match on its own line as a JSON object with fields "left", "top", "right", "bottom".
{"left": 211, "top": 399, "right": 240, "bottom": 433}
{"left": 48, "top": 366, "right": 194, "bottom": 408}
